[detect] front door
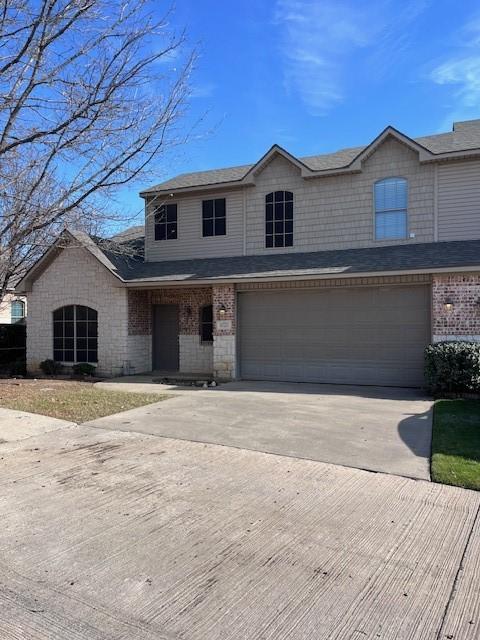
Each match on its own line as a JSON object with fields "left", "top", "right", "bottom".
{"left": 152, "top": 304, "right": 179, "bottom": 371}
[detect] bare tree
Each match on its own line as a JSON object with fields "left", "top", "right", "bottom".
{"left": 0, "top": 0, "right": 193, "bottom": 299}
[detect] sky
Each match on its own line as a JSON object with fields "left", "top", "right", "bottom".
{"left": 120, "top": 0, "right": 480, "bottom": 221}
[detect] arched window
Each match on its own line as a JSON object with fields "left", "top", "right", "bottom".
{"left": 374, "top": 177, "right": 408, "bottom": 240}
{"left": 11, "top": 299, "right": 25, "bottom": 324}
{"left": 53, "top": 305, "right": 98, "bottom": 363}
{"left": 265, "top": 190, "right": 293, "bottom": 248}
{"left": 200, "top": 304, "right": 213, "bottom": 343}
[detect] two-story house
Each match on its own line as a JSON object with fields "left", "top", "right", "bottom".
{"left": 17, "top": 119, "right": 480, "bottom": 387}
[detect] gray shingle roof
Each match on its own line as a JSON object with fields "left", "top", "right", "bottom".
{"left": 103, "top": 239, "right": 480, "bottom": 284}
{"left": 142, "top": 120, "right": 480, "bottom": 194}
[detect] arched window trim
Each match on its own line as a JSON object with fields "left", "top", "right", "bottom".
{"left": 265, "top": 190, "right": 294, "bottom": 248}
{"left": 374, "top": 176, "right": 408, "bottom": 240}
{"left": 200, "top": 304, "right": 213, "bottom": 343}
{"left": 11, "top": 299, "right": 25, "bottom": 323}
{"left": 53, "top": 304, "right": 98, "bottom": 364}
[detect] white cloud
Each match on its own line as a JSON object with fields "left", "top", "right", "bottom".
{"left": 430, "top": 18, "right": 480, "bottom": 116}
{"left": 274, "top": 0, "right": 430, "bottom": 115}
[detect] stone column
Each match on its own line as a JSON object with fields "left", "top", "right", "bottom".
{"left": 212, "top": 284, "right": 236, "bottom": 379}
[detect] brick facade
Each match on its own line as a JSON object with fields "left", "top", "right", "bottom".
{"left": 432, "top": 273, "right": 480, "bottom": 342}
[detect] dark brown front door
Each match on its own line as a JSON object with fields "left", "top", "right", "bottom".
{"left": 152, "top": 304, "right": 179, "bottom": 371}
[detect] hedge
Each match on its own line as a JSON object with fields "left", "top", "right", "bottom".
{"left": 425, "top": 341, "right": 480, "bottom": 394}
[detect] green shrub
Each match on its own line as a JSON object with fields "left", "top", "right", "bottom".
{"left": 425, "top": 342, "right": 480, "bottom": 394}
{"left": 72, "top": 362, "right": 96, "bottom": 377}
{"left": 39, "top": 359, "right": 63, "bottom": 376}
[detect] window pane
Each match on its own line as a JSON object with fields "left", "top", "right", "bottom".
{"left": 203, "top": 219, "right": 213, "bottom": 237}
{"left": 53, "top": 322, "right": 64, "bottom": 338}
{"left": 285, "top": 191, "right": 293, "bottom": 202}
{"left": 53, "top": 308, "right": 63, "bottom": 321}
{"left": 266, "top": 203, "right": 273, "bottom": 221}
{"left": 274, "top": 235, "right": 284, "bottom": 247}
{"left": 166, "top": 205, "right": 177, "bottom": 222}
{"left": 154, "top": 205, "right": 166, "bottom": 223}
{"left": 88, "top": 338, "right": 98, "bottom": 351}
{"left": 275, "top": 221, "right": 284, "bottom": 234}
{"left": 77, "top": 338, "right": 87, "bottom": 350}
{"left": 285, "top": 201, "right": 293, "bottom": 220}
{"left": 76, "top": 306, "right": 87, "bottom": 320}
{"left": 214, "top": 198, "right": 226, "bottom": 217}
{"left": 202, "top": 200, "right": 213, "bottom": 218}
{"left": 64, "top": 350, "right": 74, "bottom": 362}
{"left": 155, "top": 224, "right": 166, "bottom": 241}
{"left": 53, "top": 338, "right": 63, "bottom": 350}
{"left": 375, "top": 178, "right": 407, "bottom": 212}
{"left": 375, "top": 211, "right": 407, "bottom": 239}
{"left": 274, "top": 191, "right": 284, "bottom": 202}
{"left": 167, "top": 223, "right": 177, "bottom": 239}
{"left": 54, "top": 350, "right": 63, "bottom": 361}
{"left": 64, "top": 338, "right": 74, "bottom": 350}
{"left": 285, "top": 233, "right": 293, "bottom": 247}
{"left": 285, "top": 220, "right": 293, "bottom": 233}
{"left": 215, "top": 218, "right": 226, "bottom": 235}
{"left": 265, "top": 192, "right": 273, "bottom": 203}
{"left": 87, "top": 323, "right": 97, "bottom": 338}
{"left": 77, "top": 350, "right": 88, "bottom": 362}
{"left": 266, "top": 235, "right": 273, "bottom": 248}
{"left": 64, "top": 322, "right": 74, "bottom": 337}
{"left": 64, "top": 306, "right": 74, "bottom": 320}
{"left": 274, "top": 202, "right": 284, "bottom": 220}
{"left": 87, "top": 307, "right": 97, "bottom": 321}
{"left": 266, "top": 221, "right": 273, "bottom": 235}
{"left": 87, "top": 350, "right": 98, "bottom": 363}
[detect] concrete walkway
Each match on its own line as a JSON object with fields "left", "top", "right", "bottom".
{"left": 90, "top": 380, "right": 433, "bottom": 480}
{"left": 0, "top": 424, "right": 478, "bottom": 640}
{"left": 0, "top": 407, "right": 74, "bottom": 443}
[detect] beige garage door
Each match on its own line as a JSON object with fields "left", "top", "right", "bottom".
{"left": 238, "top": 285, "right": 431, "bottom": 387}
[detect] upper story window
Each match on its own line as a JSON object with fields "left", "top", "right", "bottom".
{"left": 200, "top": 304, "right": 213, "bottom": 342}
{"left": 154, "top": 204, "right": 177, "bottom": 241}
{"left": 202, "top": 198, "right": 226, "bottom": 237}
{"left": 374, "top": 178, "right": 408, "bottom": 240}
{"left": 265, "top": 191, "right": 293, "bottom": 248}
{"left": 11, "top": 299, "right": 25, "bottom": 324}
{"left": 53, "top": 305, "right": 98, "bottom": 363}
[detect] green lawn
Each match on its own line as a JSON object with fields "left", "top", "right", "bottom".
{"left": 431, "top": 399, "right": 480, "bottom": 491}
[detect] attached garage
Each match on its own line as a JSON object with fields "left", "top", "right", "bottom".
{"left": 238, "top": 285, "right": 431, "bottom": 387}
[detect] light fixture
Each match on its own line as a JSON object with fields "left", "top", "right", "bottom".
{"left": 218, "top": 304, "right": 227, "bottom": 316}
{"left": 444, "top": 298, "right": 454, "bottom": 311}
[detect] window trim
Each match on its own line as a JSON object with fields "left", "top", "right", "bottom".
{"left": 11, "top": 299, "right": 25, "bottom": 323}
{"left": 202, "top": 198, "right": 226, "bottom": 237}
{"left": 200, "top": 304, "right": 213, "bottom": 343}
{"left": 265, "top": 190, "right": 294, "bottom": 249}
{"left": 154, "top": 203, "right": 178, "bottom": 241}
{"left": 52, "top": 305, "right": 98, "bottom": 364}
{"left": 373, "top": 177, "right": 409, "bottom": 241}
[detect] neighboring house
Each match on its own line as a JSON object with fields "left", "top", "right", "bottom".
{"left": 0, "top": 291, "right": 27, "bottom": 324}
{"left": 16, "top": 119, "right": 480, "bottom": 386}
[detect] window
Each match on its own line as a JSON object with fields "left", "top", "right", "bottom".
{"left": 154, "top": 204, "right": 177, "bottom": 240}
{"left": 53, "top": 305, "right": 98, "bottom": 363}
{"left": 374, "top": 178, "right": 408, "bottom": 240}
{"left": 202, "top": 198, "right": 226, "bottom": 237}
{"left": 200, "top": 304, "right": 213, "bottom": 342}
{"left": 11, "top": 300, "right": 25, "bottom": 324}
{"left": 265, "top": 191, "right": 293, "bottom": 248}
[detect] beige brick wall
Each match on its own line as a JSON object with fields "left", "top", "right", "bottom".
{"left": 26, "top": 247, "right": 129, "bottom": 377}
{"left": 246, "top": 137, "right": 434, "bottom": 255}
{"left": 432, "top": 273, "right": 480, "bottom": 341}
{"left": 213, "top": 284, "right": 236, "bottom": 379}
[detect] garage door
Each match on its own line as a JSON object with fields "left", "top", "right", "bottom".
{"left": 238, "top": 285, "right": 431, "bottom": 387}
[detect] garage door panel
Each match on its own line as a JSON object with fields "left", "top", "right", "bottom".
{"left": 238, "top": 286, "right": 430, "bottom": 387}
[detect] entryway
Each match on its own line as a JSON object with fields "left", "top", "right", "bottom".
{"left": 152, "top": 304, "right": 179, "bottom": 371}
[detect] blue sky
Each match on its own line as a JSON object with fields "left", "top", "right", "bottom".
{"left": 120, "top": 0, "right": 480, "bottom": 221}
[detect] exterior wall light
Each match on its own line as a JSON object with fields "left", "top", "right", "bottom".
{"left": 218, "top": 304, "right": 227, "bottom": 316}
{"left": 444, "top": 299, "right": 454, "bottom": 311}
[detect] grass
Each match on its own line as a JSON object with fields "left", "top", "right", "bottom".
{"left": 431, "top": 399, "right": 480, "bottom": 491}
{"left": 0, "top": 379, "right": 168, "bottom": 423}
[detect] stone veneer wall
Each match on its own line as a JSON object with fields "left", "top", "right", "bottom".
{"left": 127, "top": 287, "right": 213, "bottom": 373}
{"left": 212, "top": 284, "right": 236, "bottom": 379}
{"left": 432, "top": 273, "right": 480, "bottom": 342}
{"left": 26, "top": 247, "right": 129, "bottom": 377}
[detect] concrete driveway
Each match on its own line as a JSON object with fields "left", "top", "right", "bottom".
{"left": 0, "top": 423, "right": 479, "bottom": 640}
{"left": 92, "top": 380, "right": 433, "bottom": 480}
